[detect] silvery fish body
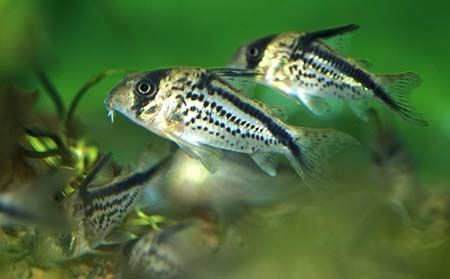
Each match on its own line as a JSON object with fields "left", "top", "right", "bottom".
{"left": 105, "top": 67, "right": 357, "bottom": 180}
{"left": 230, "top": 24, "right": 426, "bottom": 125}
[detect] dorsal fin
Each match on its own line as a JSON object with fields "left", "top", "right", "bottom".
{"left": 293, "top": 24, "right": 359, "bottom": 53}
{"left": 355, "top": 59, "right": 373, "bottom": 70}
{"left": 208, "top": 68, "right": 260, "bottom": 79}
{"left": 207, "top": 68, "right": 261, "bottom": 93}
{"left": 79, "top": 153, "right": 112, "bottom": 198}
{"left": 297, "top": 24, "right": 360, "bottom": 50}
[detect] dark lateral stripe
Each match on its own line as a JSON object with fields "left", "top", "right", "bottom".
{"left": 205, "top": 75, "right": 300, "bottom": 156}
{"left": 312, "top": 46, "right": 377, "bottom": 90}
{"left": 311, "top": 47, "right": 404, "bottom": 119}
{"left": 0, "top": 201, "right": 35, "bottom": 221}
{"left": 83, "top": 156, "right": 172, "bottom": 204}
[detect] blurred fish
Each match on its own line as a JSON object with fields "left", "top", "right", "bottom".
{"left": 140, "top": 150, "right": 303, "bottom": 222}
{"left": 230, "top": 24, "right": 427, "bottom": 125}
{"left": 60, "top": 152, "right": 173, "bottom": 258}
{"left": 369, "top": 110, "right": 450, "bottom": 243}
{"left": 105, "top": 67, "right": 357, "bottom": 181}
{"left": 415, "top": 194, "right": 450, "bottom": 241}
{"left": 0, "top": 86, "right": 38, "bottom": 189}
{"left": 121, "top": 219, "right": 218, "bottom": 279}
{"left": 370, "top": 110, "right": 424, "bottom": 219}
{"left": 0, "top": 169, "right": 74, "bottom": 228}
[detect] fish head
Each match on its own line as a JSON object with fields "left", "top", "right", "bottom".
{"left": 229, "top": 34, "right": 277, "bottom": 70}
{"left": 230, "top": 33, "right": 301, "bottom": 84}
{"left": 104, "top": 69, "right": 172, "bottom": 133}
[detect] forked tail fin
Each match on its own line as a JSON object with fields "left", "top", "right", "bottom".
{"left": 376, "top": 72, "right": 427, "bottom": 126}
{"left": 286, "top": 126, "right": 359, "bottom": 181}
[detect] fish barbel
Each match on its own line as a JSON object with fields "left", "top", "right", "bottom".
{"left": 105, "top": 67, "right": 358, "bottom": 181}
{"left": 230, "top": 24, "right": 427, "bottom": 125}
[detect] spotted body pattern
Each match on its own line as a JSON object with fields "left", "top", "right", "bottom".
{"left": 172, "top": 70, "right": 296, "bottom": 154}
{"left": 62, "top": 156, "right": 171, "bottom": 257}
{"left": 105, "top": 67, "right": 357, "bottom": 180}
{"left": 230, "top": 24, "right": 426, "bottom": 125}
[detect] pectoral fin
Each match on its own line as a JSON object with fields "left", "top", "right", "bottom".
{"left": 167, "top": 134, "right": 223, "bottom": 174}
{"left": 299, "top": 94, "right": 332, "bottom": 116}
{"left": 349, "top": 99, "right": 370, "bottom": 122}
{"left": 253, "top": 99, "right": 289, "bottom": 120}
{"left": 250, "top": 151, "right": 279, "bottom": 176}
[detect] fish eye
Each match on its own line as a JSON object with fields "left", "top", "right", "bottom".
{"left": 135, "top": 80, "right": 156, "bottom": 96}
{"left": 247, "top": 47, "right": 260, "bottom": 58}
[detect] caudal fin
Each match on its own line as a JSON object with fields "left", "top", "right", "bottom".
{"left": 376, "top": 72, "right": 427, "bottom": 126}
{"left": 286, "top": 126, "right": 359, "bottom": 180}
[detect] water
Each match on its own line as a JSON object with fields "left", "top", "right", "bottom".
{"left": 0, "top": 0, "right": 449, "bottom": 278}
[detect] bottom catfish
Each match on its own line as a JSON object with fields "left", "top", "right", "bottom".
{"left": 105, "top": 67, "right": 358, "bottom": 182}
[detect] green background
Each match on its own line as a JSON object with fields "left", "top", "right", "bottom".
{"left": 1, "top": 1, "right": 450, "bottom": 278}
{"left": 2, "top": 0, "right": 448, "bottom": 181}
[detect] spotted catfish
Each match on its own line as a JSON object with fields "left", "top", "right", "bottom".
{"left": 105, "top": 67, "right": 357, "bottom": 181}
{"left": 230, "top": 24, "right": 427, "bottom": 125}
{"left": 61, "top": 153, "right": 172, "bottom": 258}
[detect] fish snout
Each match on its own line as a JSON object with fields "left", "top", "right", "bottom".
{"left": 104, "top": 82, "right": 129, "bottom": 113}
{"left": 104, "top": 93, "right": 114, "bottom": 112}
{"left": 229, "top": 45, "right": 248, "bottom": 68}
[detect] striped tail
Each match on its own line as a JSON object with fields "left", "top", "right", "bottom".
{"left": 286, "top": 126, "right": 359, "bottom": 181}
{"left": 375, "top": 72, "right": 427, "bottom": 126}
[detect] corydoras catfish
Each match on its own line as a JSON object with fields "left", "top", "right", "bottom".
{"left": 105, "top": 67, "right": 357, "bottom": 181}
{"left": 230, "top": 24, "right": 427, "bottom": 125}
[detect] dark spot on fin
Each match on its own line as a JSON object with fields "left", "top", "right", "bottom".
{"left": 375, "top": 72, "right": 427, "bottom": 126}
{"left": 297, "top": 24, "right": 360, "bottom": 53}
{"left": 302, "top": 24, "right": 360, "bottom": 44}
